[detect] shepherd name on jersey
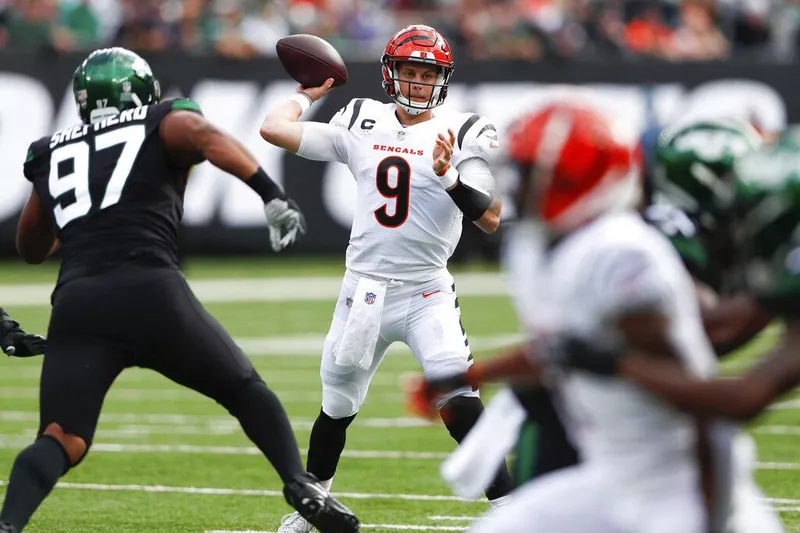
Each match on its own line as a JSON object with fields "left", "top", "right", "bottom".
{"left": 297, "top": 97, "right": 499, "bottom": 282}
{"left": 526, "top": 211, "right": 718, "bottom": 494}
{"left": 23, "top": 98, "right": 202, "bottom": 288}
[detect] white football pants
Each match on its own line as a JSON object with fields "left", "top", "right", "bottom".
{"left": 320, "top": 269, "right": 477, "bottom": 418}
{"left": 467, "top": 464, "right": 706, "bottom": 533}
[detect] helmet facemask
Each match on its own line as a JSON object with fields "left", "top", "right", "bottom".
{"left": 382, "top": 59, "right": 453, "bottom": 116}
{"left": 380, "top": 25, "right": 455, "bottom": 116}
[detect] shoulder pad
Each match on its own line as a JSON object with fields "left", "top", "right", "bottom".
{"left": 454, "top": 113, "right": 500, "bottom": 164}
{"left": 330, "top": 98, "right": 382, "bottom": 131}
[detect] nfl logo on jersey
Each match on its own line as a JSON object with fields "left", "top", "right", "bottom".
{"left": 364, "top": 292, "right": 377, "bottom": 305}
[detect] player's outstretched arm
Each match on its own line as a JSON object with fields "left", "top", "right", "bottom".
{"left": 160, "top": 110, "right": 306, "bottom": 251}
{"left": 161, "top": 109, "right": 261, "bottom": 177}
{"left": 16, "top": 188, "right": 59, "bottom": 264}
{"left": 611, "top": 316, "right": 800, "bottom": 421}
{"left": 405, "top": 343, "right": 542, "bottom": 419}
{"left": 619, "top": 354, "right": 776, "bottom": 421}
{"left": 259, "top": 79, "right": 335, "bottom": 153}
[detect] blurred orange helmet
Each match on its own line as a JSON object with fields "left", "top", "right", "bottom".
{"left": 507, "top": 101, "right": 640, "bottom": 233}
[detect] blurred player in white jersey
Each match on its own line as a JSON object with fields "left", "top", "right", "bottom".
{"left": 259, "top": 24, "right": 513, "bottom": 532}
{"left": 408, "top": 102, "right": 743, "bottom": 533}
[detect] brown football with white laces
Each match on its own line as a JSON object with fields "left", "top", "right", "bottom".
{"left": 276, "top": 34, "right": 348, "bottom": 88}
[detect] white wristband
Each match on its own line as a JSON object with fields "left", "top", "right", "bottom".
{"left": 438, "top": 165, "right": 459, "bottom": 189}
{"left": 289, "top": 93, "right": 312, "bottom": 115}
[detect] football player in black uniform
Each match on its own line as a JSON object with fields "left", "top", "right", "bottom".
{"left": 0, "top": 47, "right": 359, "bottom": 533}
{"left": 0, "top": 308, "right": 45, "bottom": 358}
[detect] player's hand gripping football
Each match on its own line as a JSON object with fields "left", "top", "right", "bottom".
{"left": 297, "top": 77, "right": 336, "bottom": 103}
{"left": 433, "top": 128, "right": 456, "bottom": 180}
{"left": 0, "top": 308, "right": 46, "bottom": 358}
{"left": 264, "top": 197, "right": 308, "bottom": 252}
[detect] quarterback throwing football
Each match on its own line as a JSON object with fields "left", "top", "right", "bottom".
{"left": 260, "top": 24, "right": 513, "bottom": 532}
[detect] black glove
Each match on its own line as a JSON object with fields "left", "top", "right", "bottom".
{"left": 536, "top": 333, "right": 620, "bottom": 376}
{"left": 0, "top": 308, "right": 46, "bottom": 358}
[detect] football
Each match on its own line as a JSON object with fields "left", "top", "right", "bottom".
{"left": 276, "top": 34, "right": 348, "bottom": 88}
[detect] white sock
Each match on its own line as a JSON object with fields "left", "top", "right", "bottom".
{"left": 489, "top": 494, "right": 512, "bottom": 509}
{"left": 319, "top": 477, "right": 333, "bottom": 492}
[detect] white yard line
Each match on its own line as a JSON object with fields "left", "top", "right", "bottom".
{"left": 0, "top": 410, "right": 434, "bottom": 428}
{"left": 236, "top": 334, "right": 524, "bottom": 357}
{"left": 770, "top": 399, "right": 800, "bottom": 410}
{"left": 756, "top": 462, "right": 800, "bottom": 470}
{"left": 0, "top": 479, "right": 791, "bottom": 513}
{"left": 768, "top": 498, "right": 800, "bottom": 505}
{"left": 88, "top": 418, "right": 434, "bottom": 438}
{"left": 0, "top": 368, "right": 401, "bottom": 384}
{"left": 0, "top": 273, "right": 511, "bottom": 306}
{"left": 0, "top": 438, "right": 795, "bottom": 469}
{"left": 0, "top": 333, "right": 523, "bottom": 360}
{"left": 206, "top": 527, "right": 467, "bottom": 533}
{"left": 755, "top": 426, "right": 800, "bottom": 436}
{"left": 0, "top": 386, "right": 403, "bottom": 403}
{"left": 0, "top": 480, "right": 477, "bottom": 502}
{"left": 0, "top": 440, "right": 450, "bottom": 459}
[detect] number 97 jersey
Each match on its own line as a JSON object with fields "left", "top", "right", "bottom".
{"left": 23, "top": 98, "right": 202, "bottom": 286}
{"left": 297, "top": 97, "right": 499, "bottom": 282}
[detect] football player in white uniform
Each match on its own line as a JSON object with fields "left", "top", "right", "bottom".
{"left": 259, "top": 24, "right": 513, "bottom": 532}
{"left": 408, "top": 102, "right": 767, "bottom": 533}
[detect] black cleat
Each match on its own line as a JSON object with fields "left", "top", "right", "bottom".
{"left": 283, "top": 473, "right": 360, "bottom": 533}
{"left": 0, "top": 523, "right": 19, "bottom": 533}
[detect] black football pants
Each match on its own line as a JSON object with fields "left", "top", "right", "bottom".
{"left": 39, "top": 264, "right": 259, "bottom": 448}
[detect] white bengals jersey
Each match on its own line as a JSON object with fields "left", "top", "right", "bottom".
{"left": 297, "top": 98, "right": 499, "bottom": 282}
{"left": 527, "top": 211, "right": 719, "bottom": 494}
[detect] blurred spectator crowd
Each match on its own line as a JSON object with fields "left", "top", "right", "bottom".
{"left": 2, "top": 0, "right": 800, "bottom": 61}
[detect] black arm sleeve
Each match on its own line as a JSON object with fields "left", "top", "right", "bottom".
{"left": 447, "top": 179, "right": 493, "bottom": 221}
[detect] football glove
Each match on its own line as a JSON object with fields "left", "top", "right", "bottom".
{"left": 404, "top": 376, "right": 440, "bottom": 421}
{"left": 0, "top": 308, "right": 46, "bottom": 358}
{"left": 404, "top": 370, "right": 482, "bottom": 421}
{"left": 264, "top": 197, "right": 307, "bottom": 252}
{"left": 535, "top": 333, "right": 620, "bottom": 376}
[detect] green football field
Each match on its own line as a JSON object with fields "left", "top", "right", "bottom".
{"left": 0, "top": 256, "right": 799, "bottom": 532}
